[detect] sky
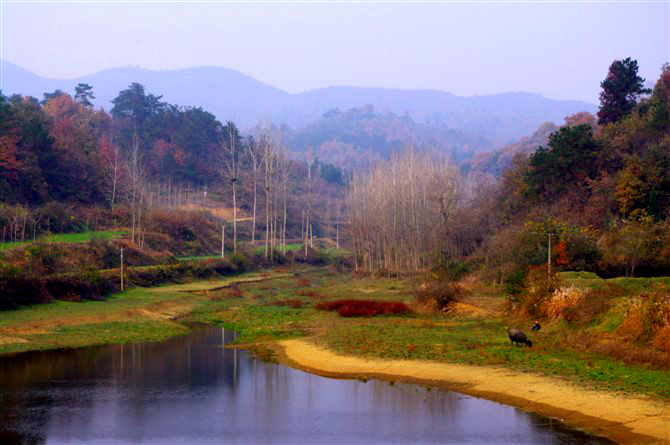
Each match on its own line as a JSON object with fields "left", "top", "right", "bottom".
{"left": 1, "top": 1, "right": 668, "bottom": 103}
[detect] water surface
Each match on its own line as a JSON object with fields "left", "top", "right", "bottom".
{"left": 1, "top": 327, "right": 610, "bottom": 444}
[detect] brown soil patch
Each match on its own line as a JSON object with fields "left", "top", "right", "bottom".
{"left": 278, "top": 339, "right": 670, "bottom": 444}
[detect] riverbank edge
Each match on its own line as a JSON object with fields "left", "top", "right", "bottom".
{"left": 273, "top": 338, "right": 670, "bottom": 445}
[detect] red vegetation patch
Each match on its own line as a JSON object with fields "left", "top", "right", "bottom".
{"left": 316, "top": 299, "right": 411, "bottom": 317}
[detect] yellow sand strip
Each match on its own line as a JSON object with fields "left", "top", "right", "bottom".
{"left": 280, "top": 338, "right": 670, "bottom": 444}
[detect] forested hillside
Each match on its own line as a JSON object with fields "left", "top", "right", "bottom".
{"left": 348, "top": 60, "right": 670, "bottom": 279}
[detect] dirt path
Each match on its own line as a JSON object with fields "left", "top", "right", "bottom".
{"left": 279, "top": 338, "right": 670, "bottom": 444}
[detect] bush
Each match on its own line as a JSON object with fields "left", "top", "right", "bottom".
{"left": 514, "top": 266, "right": 562, "bottom": 317}
{"left": 504, "top": 268, "right": 526, "bottom": 297}
{"left": 415, "top": 280, "right": 465, "bottom": 311}
{"left": 432, "top": 260, "right": 469, "bottom": 281}
{"left": 541, "top": 283, "right": 617, "bottom": 324}
{"left": 0, "top": 276, "right": 52, "bottom": 309}
{"left": 619, "top": 287, "right": 670, "bottom": 348}
{"left": 316, "top": 299, "right": 411, "bottom": 317}
{"left": 0, "top": 253, "right": 257, "bottom": 311}
{"left": 543, "top": 285, "right": 586, "bottom": 321}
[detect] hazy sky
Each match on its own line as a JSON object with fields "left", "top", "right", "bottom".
{"left": 1, "top": 1, "right": 668, "bottom": 103}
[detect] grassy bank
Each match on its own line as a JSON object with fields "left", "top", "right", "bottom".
{"left": 182, "top": 268, "right": 669, "bottom": 399}
{"left": 0, "top": 230, "right": 126, "bottom": 250}
{"left": 2, "top": 266, "right": 668, "bottom": 400}
{"left": 0, "top": 271, "right": 291, "bottom": 354}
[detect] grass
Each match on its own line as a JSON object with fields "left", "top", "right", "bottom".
{"left": 2, "top": 265, "right": 668, "bottom": 399}
{"left": 254, "top": 243, "right": 304, "bottom": 254}
{"left": 0, "top": 230, "right": 126, "bottom": 250}
{"left": 319, "top": 318, "right": 670, "bottom": 398}
{"left": 184, "top": 268, "right": 670, "bottom": 399}
{"left": 559, "top": 271, "right": 670, "bottom": 294}
{"left": 177, "top": 254, "right": 221, "bottom": 261}
{"left": 0, "top": 270, "right": 290, "bottom": 354}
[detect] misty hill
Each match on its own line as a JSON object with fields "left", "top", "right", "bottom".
{"left": 1, "top": 60, "right": 596, "bottom": 148}
{"left": 286, "top": 105, "right": 490, "bottom": 169}
{"left": 464, "top": 121, "right": 558, "bottom": 178}
{"left": 463, "top": 112, "right": 598, "bottom": 179}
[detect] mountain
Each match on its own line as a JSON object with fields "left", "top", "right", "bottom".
{"left": 1, "top": 59, "right": 596, "bottom": 148}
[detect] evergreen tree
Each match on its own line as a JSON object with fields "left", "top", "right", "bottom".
{"left": 598, "top": 58, "right": 651, "bottom": 125}
{"left": 74, "top": 83, "right": 95, "bottom": 107}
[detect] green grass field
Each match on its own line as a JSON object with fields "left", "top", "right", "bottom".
{"left": 560, "top": 271, "right": 670, "bottom": 294}
{"left": 0, "top": 230, "right": 126, "bottom": 251}
{"left": 254, "top": 243, "right": 304, "bottom": 254}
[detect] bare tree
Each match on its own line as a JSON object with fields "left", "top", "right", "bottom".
{"left": 220, "top": 122, "right": 241, "bottom": 253}
{"left": 125, "top": 133, "right": 148, "bottom": 248}
{"left": 276, "top": 145, "right": 293, "bottom": 253}
{"left": 261, "top": 133, "right": 278, "bottom": 259}
{"left": 245, "top": 135, "right": 262, "bottom": 245}
{"left": 104, "top": 140, "right": 123, "bottom": 211}
{"left": 304, "top": 147, "right": 317, "bottom": 256}
{"left": 347, "top": 147, "right": 460, "bottom": 273}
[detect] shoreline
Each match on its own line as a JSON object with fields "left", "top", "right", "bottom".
{"left": 276, "top": 338, "right": 670, "bottom": 444}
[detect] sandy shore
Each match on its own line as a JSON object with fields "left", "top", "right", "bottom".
{"left": 278, "top": 339, "right": 670, "bottom": 444}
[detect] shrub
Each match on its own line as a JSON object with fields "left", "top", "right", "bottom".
{"left": 414, "top": 280, "right": 465, "bottom": 311}
{"left": 432, "top": 260, "right": 469, "bottom": 281}
{"left": 0, "top": 276, "right": 52, "bottom": 309}
{"left": 619, "top": 287, "right": 670, "bottom": 346}
{"left": 541, "top": 284, "right": 616, "bottom": 324}
{"left": 543, "top": 286, "right": 586, "bottom": 321}
{"left": 504, "top": 268, "right": 526, "bottom": 297}
{"left": 316, "top": 299, "right": 411, "bottom": 317}
{"left": 516, "top": 266, "right": 562, "bottom": 317}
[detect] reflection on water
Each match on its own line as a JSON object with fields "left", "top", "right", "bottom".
{"left": 1, "top": 327, "right": 609, "bottom": 444}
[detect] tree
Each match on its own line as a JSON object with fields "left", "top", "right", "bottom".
{"left": 347, "top": 147, "right": 460, "bottom": 272}
{"left": 261, "top": 133, "right": 278, "bottom": 259}
{"left": 598, "top": 58, "right": 651, "bottom": 125}
{"left": 41, "top": 89, "right": 65, "bottom": 105}
{"left": 614, "top": 159, "right": 646, "bottom": 217}
{"left": 111, "top": 83, "right": 165, "bottom": 149}
{"left": 220, "top": 121, "right": 241, "bottom": 252}
{"left": 524, "top": 125, "right": 601, "bottom": 199}
{"left": 74, "top": 83, "right": 95, "bottom": 107}
{"left": 124, "top": 134, "right": 148, "bottom": 247}
{"left": 245, "top": 135, "right": 262, "bottom": 244}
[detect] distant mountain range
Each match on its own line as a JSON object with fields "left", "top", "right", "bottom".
{"left": 1, "top": 60, "right": 596, "bottom": 148}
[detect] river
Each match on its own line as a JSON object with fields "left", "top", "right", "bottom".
{"left": 0, "top": 326, "right": 610, "bottom": 444}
